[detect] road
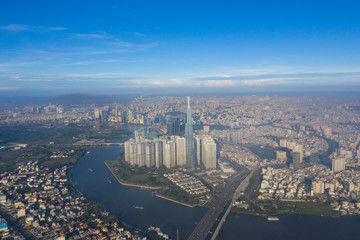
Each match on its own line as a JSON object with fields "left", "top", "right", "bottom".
{"left": 211, "top": 165, "right": 259, "bottom": 240}
{"left": 187, "top": 169, "right": 249, "bottom": 240}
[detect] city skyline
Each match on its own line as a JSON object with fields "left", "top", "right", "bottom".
{"left": 2, "top": 93, "right": 360, "bottom": 239}
{"left": 124, "top": 96, "right": 217, "bottom": 170}
{"left": 1, "top": 1, "right": 360, "bottom": 95}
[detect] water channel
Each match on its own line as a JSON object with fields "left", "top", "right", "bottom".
{"left": 72, "top": 145, "right": 360, "bottom": 240}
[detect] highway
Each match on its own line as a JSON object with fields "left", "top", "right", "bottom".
{"left": 187, "top": 170, "right": 248, "bottom": 240}
{"left": 211, "top": 166, "right": 259, "bottom": 240}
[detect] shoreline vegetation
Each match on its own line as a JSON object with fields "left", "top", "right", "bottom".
{"left": 67, "top": 153, "right": 147, "bottom": 236}
{"left": 105, "top": 157, "right": 336, "bottom": 216}
{"left": 232, "top": 168, "right": 335, "bottom": 218}
{"left": 0, "top": 123, "right": 130, "bottom": 173}
{"left": 105, "top": 157, "right": 201, "bottom": 206}
{"left": 155, "top": 194, "right": 195, "bottom": 208}
{"left": 231, "top": 200, "right": 334, "bottom": 218}
{"left": 96, "top": 133, "right": 336, "bottom": 217}
{"left": 104, "top": 159, "right": 197, "bottom": 207}
{"left": 231, "top": 199, "right": 334, "bottom": 218}
{"left": 104, "top": 161, "right": 161, "bottom": 190}
{"left": 105, "top": 160, "right": 200, "bottom": 206}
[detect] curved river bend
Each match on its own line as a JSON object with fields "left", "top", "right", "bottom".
{"left": 72, "top": 146, "right": 360, "bottom": 240}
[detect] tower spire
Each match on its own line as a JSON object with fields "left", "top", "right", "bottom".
{"left": 185, "top": 96, "right": 195, "bottom": 169}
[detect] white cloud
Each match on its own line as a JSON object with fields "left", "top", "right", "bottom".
{"left": 149, "top": 81, "right": 167, "bottom": 86}
{"left": 0, "top": 24, "right": 67, "bottom": 32}
{"left": 205, "top": 80, "right": 235, "bottom": 87}
{"left": 0, "top": 62, "right": 40, "bottom": 67}
{"left": 0, "top": 87, "right": 16, "bottom": 90}
{"left": 134, "top": 32, "right": 144, "bottom": 37}
{"left": 242, "top": 78, "right": 289, "bottom": 86}
{"left": 74, "top": 32, "right": 112, "bottom": 39}
{"left": 54, "top": 59, "right": 119, "bottom": 67}
{"left": 115, "top": 41, "right": 158, "bottom": 50}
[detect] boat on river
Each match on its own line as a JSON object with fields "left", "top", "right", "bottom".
{"left": 268, "top": 216, "right": 279, "bottom": 221}
{"left": 133, "top": 205, "right": 144, "bottom": 210}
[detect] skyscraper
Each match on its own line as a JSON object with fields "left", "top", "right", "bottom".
{"left": 201, "top": 135, "right": 217, "bottom": 169}
{"left": 230, "top": 130, "right": 242, "bottom": 144}
{"left": 163, "top": 140, "right": 176, "bottom": 168}
{"left": 175, "top": 137, "right": 186, "bottom": 167}
{"left": 154, "top": 139, "right": 163, "bottom": 168}
{"left": 332, "top": 158, "right": 345, "bottom": 172}
{"left": 115, "top": 104, "right": 118, "bottom": 121}
{"left": 144, "top": 143, "right": 155, "bottom": 167}
{"left": 167, "top": 117, "right": 180, "bottom": 135}
{"left": 185, "top": 96, "right": 195, "bottom": 168}
{"left": 292, "top": 151, "right": 303, "bottom": 170}
{"left": 195, "top": 136, "right": 201, "bottom": 166}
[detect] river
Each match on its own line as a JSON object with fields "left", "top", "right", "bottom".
{"left": 72, "top": 146, "right": 206, "bottom": 239}
{"left": 72, "top": 145, "right": 360, "bottom": 240}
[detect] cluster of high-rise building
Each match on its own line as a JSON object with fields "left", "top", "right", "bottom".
{"left": 226, "top": 129, "right": 243, "bottom": 144}
{"left": 279, "top": 139, "right": 304, "bottom": 170}
{"left": 124, "top": 136, "right": 181, "bottom": 168}
{"left": 124, "top": 97, "right": 217, "bottom": 170}
{"left": 124, "top": 134, "right": 217, "bottom": 170}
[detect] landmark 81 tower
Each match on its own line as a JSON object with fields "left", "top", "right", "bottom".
{"left": 185, "top": 96, "right": 195, "bottom": 168}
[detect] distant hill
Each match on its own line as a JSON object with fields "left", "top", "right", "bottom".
{"left": 49, "top": 94, "right": 127, "bottom": 106}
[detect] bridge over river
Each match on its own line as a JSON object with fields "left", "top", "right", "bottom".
{"left": 188, "top": 168, "right": 251, "bottom": 240}
{"left": 101, "top": 142, "right": 124, "bottom": 147}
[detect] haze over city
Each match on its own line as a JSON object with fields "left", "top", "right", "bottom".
{"left": 3, "top": 1, "right": 360, "bottom": 240}
{"left": 1, "top": 0, "right": 360, "bottom": 95}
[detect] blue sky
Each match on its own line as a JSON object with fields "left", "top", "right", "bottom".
{"left": 1, "top": 0, "right": 360, "bottom": 95}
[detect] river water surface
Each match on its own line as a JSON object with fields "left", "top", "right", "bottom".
{"left": 72, "top": 146, "right": 360, "bottom": 240}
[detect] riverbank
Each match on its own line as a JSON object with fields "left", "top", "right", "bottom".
{"left": 231, "top": 199, "right": 333, "bottom": 217}
{"left": 67, "top": 156, "right": 148, "bottom": 237}
{"left": 155, "top": 194, "right": 195, "bottom": 208}
{"left": 71, "top": 144, "right": 360, "bottom": 240}
{"left": 105, "top": 160, "right": 203, "bottom": 207}
{"left": 104, "top": 161, "right": 162, "bottom": 190}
